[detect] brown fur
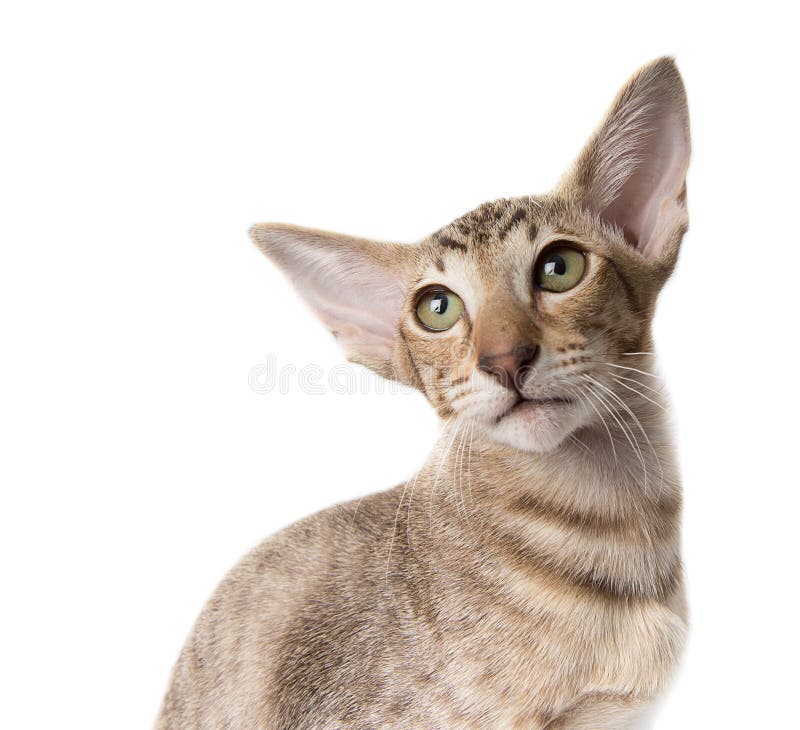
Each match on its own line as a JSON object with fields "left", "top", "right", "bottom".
{"left": 158, "top": 57, "right": 691, "bottom": 728}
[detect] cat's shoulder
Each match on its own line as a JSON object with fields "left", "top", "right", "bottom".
{"left": 225, "top": 485, "right": 404, "bottom": 586}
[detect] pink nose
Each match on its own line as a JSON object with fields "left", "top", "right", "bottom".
{"left": 478, "top": 345, "right": 538, "bottom": 390}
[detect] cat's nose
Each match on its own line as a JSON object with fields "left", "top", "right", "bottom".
{"left": 478, "top": 345, "right": 538, "bottom": 391}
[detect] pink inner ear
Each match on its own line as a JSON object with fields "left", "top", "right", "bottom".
{"left": 291, "top": 247, "right": 406, "bottom": 346}
{"left": 305, "top": 286, "right": 403, "bottom": 346}
{"left": 252, "top": 224, "right": 412, "bottom": 365}
{"left": 600, "top": 110, "right": 689, "bottom": 261}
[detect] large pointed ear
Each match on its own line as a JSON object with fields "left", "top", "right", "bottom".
{"left": 250, "top": 223, "right": 416, "bottom": 377}
{"left": 556, "top": 57, "right": 691, "bottom": 269}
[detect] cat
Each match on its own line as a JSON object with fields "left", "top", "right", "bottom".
{"left": 158, "top": 57, "right": 690, "bottom": 729}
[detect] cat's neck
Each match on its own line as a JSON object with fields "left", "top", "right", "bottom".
{"left": 413, "top": 402, "right": 682, "bottom": 601}
{"left": 431, "top": 370, "right": 680, "bottom": 520}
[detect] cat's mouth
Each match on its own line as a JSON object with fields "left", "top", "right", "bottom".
{"left": 495, "top": 396, "right": 573, "bottom": 424}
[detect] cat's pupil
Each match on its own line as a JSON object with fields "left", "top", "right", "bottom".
{"left": 544, "top": 255, "right": 567, "bottom": 276}
{"left": 430, "top": 293, "right": 448, "bottom": 315}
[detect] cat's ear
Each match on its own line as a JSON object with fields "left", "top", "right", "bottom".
{"left": 556, "top": 57, "right": 690, "bottom": 268}
{"left": 250, "top": 223, "right": 416, "bottom": 377}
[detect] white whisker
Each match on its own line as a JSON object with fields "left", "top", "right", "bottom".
{"left": 580, "top": 382, "right": 619, "bottom": 463}
{"left": 611, "top": 372, "right": 665, "bottom": 398}
{"left": 386, "top": 464, "right": 421, "bottom": 582}
{"left": 611, "top": 375, "right": 667, "bottom": 412}
{"left": 583, "top": 377, "right": 648, "bottom": 488}
{"left": 428, "top": 423, "right": 462, "bottom": 534}
{"left": 585, "top": 374, "right": 665, "bottom": 499}
{"left": 601, "top": 362, "right": 661, "bottom": 379}
{"left": 452, "top": 421, "right": 469, "bottom": 522}
{"left": 466, "top": 418, "right": 476, "bottom": 509}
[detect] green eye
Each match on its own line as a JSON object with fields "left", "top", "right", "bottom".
{"left": 535, "top": 245, "right": 586, "bottom": 292}
{"left": 415, "top": 288, "right": 465, "bottom": 331}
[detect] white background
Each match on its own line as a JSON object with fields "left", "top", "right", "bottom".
{"left": 1, "top": 2, "right": 798, "bottom": 728}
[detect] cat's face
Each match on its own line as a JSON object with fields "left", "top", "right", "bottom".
{"left": 252, "top": 58, "right": 690, "bottom": 454}
{"left": 393, "top": 198, "right": 666, "bottom": 452}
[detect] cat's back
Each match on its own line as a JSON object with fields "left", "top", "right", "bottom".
{"left": 157, "top": 486, "right": 414, "bottom": 728}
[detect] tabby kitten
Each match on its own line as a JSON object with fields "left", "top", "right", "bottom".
{"left": 158, "top": 57, "right": 691, "bottom": 729}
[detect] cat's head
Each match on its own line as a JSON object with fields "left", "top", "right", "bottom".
{"left": 251, "top": 58, "right": 690, "bottom": 454}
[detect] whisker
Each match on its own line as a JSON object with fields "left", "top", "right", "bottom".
{"left": 585, "top": 374, "right": 665, "bottom": 498}
{"left": 429, "top": 422, "right": 462, "bottom": 534}
{"left": 601, "top": 362, "right": 661, "bottom": 379}
{"left": 611, "top": 375, "right": 667, "bottom": 412}
{"left": 583, "top": 377, "right": 648, "bottom": 488}
{"left": 466, "top": 418, "right": 476, "bottom": 509}
{"left": 452, "top": 420, "right": 469, "bottom": 522}
{"left": 611, "top": 372, "right": 665, "bottom": 398}
{"left": 457, "top": 419, "right": 470, "bottom": 514}
{"left": 348, "top": 495, "right": 365, "bottom": 538}
{"left": 386, "top": 464, "right": 422, "bottom": 582}
{"left": 404, "top": 461, "right": 424, "bottom": 553}
{"left": 581, "top": 382, "right": 647, "bottom": 510}
{"left": 567, "top": 432, "right": 593, "bottom": 454}
{"left": 580, "top": 382, "right": 619, "bottom": 464}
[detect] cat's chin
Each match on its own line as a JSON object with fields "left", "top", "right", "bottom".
{"left": 484, "top": 398, "right": 585, "bottom": 454}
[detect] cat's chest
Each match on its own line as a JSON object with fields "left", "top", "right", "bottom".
{"left": 433, "top": 584, "right": 687, "bottom": 725}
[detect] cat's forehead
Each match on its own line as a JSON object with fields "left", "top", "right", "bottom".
{"left": 422, "top": 196, "right": 604, "bottom": 271}
{"left": 434, "top": 198, "right": 539, "bottom": 250}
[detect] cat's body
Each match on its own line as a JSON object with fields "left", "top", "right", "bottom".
{"left": 161, "top": 428, "right": 683, "bottom": 729}
{"left": 159, "top": 59, "right": 691, "bottom": 729}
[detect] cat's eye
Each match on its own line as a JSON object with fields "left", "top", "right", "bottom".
{"left": 415, "top": 288, "right": 465, "bottom": 331}
{"left": 534, "top": 245, "right": 586, "bottom": 292}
